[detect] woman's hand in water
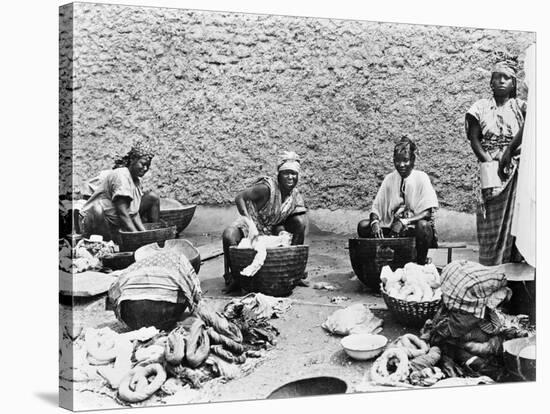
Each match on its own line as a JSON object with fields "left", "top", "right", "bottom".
{"left": 371, "top": 221, "right": 384, "bottom": 238}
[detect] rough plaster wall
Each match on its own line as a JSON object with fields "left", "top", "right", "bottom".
{"left": 59, "top": 5, "right": 74, "bottom": 198}
{"left": 60, "top": 3, "right": 535, "bottom": 212}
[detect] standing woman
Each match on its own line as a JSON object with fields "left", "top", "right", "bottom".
{"left": 465, "top": 57, "right": 526, "bottom": 265}
{"left": 79, "top": 139, "right": 160, "bottom": 243}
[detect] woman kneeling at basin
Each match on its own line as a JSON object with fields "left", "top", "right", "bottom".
{"left": 357, "top": 137, "right": 439, "bottom": 264}
{"left": 79, "top": 138, "right": 160, "bottom": 243}
{"left": 222, "top": 151, "right": 308, "bottom": 291}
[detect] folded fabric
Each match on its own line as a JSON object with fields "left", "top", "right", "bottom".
{"left": 96, "top": 338, "right": 134, "bottom": 389}
{"left": 223, "top": 293, "right": 292, "bottom": 322}
{"left": 322, "top": 303, "right": 383, "bottom": 336}
{"left": 440, "top": 260, "right": 507, "bottom": 318}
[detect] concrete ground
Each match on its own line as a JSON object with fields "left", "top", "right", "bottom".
{"left": 61, "top": 223, "right": 479, "bottom": 409}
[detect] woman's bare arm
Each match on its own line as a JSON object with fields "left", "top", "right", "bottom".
{"left": 113, "top": 197, "right": 138, "bottom": 232}
{"left": 466, "top": 114, "right": 492, "bottom": 162}
{"left": 234, "top": 184, "right": 270, "bottom": 218}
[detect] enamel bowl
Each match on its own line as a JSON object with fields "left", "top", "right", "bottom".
{"left": 341, "top": 334, "right": 388, "bottom": 361}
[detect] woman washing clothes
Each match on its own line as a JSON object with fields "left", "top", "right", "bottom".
{"left": 222, "top": 151, "right": 307, "bottom": 292}
{"left": 465, "top": 56, "right": 526, "bottom": 265}
{"left": 79, "top": 139, "right": 160, "bottom": 244}
{"left": 357, "top": 137, "right": 439, "bottom": 265}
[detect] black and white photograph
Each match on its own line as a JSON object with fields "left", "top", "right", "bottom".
{"left": 56, "top": 2, "right": 538, "bottom": 410}
{"left": 2, "top": 0, "right": 547, "bottom": 413}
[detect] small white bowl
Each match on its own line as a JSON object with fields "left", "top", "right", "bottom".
{"left": 341, "top": 334, "right": 388, "bottom": 361}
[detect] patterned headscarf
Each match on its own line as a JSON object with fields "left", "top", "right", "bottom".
{"left": 394, "top": 136, "right": 417, "bottom": 160}
{"left": 113, "top": 138, "right": 155, "bottom": 169}
{"left": 277, "top": 151, "right": 301, "bottom": 174}
{"left": 492, "top": 61, "right": 517, "bottom": 79}
{"left": 490, "top": 54, "right": 518, "bottom": 98}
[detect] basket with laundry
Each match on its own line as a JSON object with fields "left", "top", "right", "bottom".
{"left": 357, "top": 260, "right": 535, "bottom": 389}
{"left": 228, "top": 217, "right": 309, "bottom": 297}
{"left": 348, "top": 236, "right": 417, "bottom": 291}
{"left": 379, "top": 262, "right": 442, "bottom": 327}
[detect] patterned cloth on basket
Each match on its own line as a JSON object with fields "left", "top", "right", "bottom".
{"left": 109, "top": 250, "right": 202, "bottom": 321}
{"left": 440, "top": 260, "right": 508, "bottom": 319}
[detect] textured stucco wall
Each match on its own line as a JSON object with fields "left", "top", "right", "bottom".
{"left": 59, "top": 3, "right": 535, "bottom": 213}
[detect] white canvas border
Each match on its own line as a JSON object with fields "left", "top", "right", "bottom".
{"left": 1, "top": 0, "right": 547, "bottom": 413}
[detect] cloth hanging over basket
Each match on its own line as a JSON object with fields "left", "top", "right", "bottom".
{"left": 108, "top": 250, "right": 202, "bottom": 321}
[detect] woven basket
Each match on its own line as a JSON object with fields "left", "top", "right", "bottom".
{"left": 120, "top": 299, "right": 187, "bottom": 331}
{"left": 101, "top": 252, "right": 135, "bottom": 270}
{"left": 381, "top": 289, "right": 440, "bottom": 328}
{"left": 159, "top": 199, "right": 196, "bottom": 233}
{"left": 119, "top": 222, "right": 177, "bottom": 252}
{"left": 349, "top": 237, "right": 416, "bottom": 291}
{"left": 229, "top": 245, "right": 309, "bottom": 297}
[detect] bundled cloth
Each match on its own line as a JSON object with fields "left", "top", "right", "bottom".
{"left": 322, "top": 303, "right": 383, "bottom": 336}
{"left": 223, "top": 293, "right": 292, "bottom": 322}
{"left": 440, "top": 260, "right": 509, "bottom": 319}
{"left": 420, "top": 260, "right": 527, "bottom": 380}
{"left": 68, "top": 298, "right": 281, "bottom": 404}
{"left": 59, "top": 238, "right": 117, "bottom": 273}
{"left": 381, "top": 263, "right": 442, "bottom": 302}
{"left": 108, "top": 250, "right": 202, "bottom": 322}
{"left": 233, "top": 216, "right": 292, "bottom": 277}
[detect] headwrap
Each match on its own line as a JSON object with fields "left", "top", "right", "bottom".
{"left": 394, "top": 136, "right": 417, "bottom": 160}
{"left": 491, "top": 61, "right": 517, "bottom": 79}
{"left": 277, "top": 151, "right": 300, "bottom": 174}
{"left": 113, "top": 138, "right": 155, "bottom": 169}
{"left": 490, "top": 54, "right": 518, "bottom": 97}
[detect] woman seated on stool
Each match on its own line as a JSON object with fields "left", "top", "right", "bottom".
{"left": 357, "top": 137, "right": 438, "bottom": 264}
{"left": 79, "top": 138, "right": 160, "bottom": 244}
{"left": 222, "top": 151, "right": 307, "bottom": 291}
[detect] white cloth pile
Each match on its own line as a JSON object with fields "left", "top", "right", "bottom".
{"left": 381, "top": 263, "right": 442, "bottom": 302}
{"left": 322, "top": 303, "right": 383, "bottom": 336}
{"left": 234, "top": 217, "right": 292, "bottom": 277}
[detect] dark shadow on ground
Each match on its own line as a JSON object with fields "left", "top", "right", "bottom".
{"left": 35, "top": 392, "right": 58, "bottom": 407}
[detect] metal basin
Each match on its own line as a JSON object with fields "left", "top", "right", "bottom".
{"left": 503, "top": 336, "right": 536, "bottom": 381}
{"left": 267, "top": 376, "right": 347, "bottom": 399}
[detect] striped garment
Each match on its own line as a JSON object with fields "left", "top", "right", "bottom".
{"left": 466, "top": 97, "right": 525, "bottom": 265}
{"left": 440, "top": 260, "right": 507, "bottom": 319}
{"left": 109, "top": 250, "right": 202, "bottom": 321}
{"left": 244, "top": 176, "right": 305, "bottom": 235}
{"left": 477, "top": 170, "right": 518, "bottom": 265}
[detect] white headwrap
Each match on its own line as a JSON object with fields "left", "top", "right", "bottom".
{"left": 277, "top": 151, "right": 300, "bottom": 174}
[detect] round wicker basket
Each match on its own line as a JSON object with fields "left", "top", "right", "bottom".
{"left": 159, "top": 198, "right": 196, "bottom": 233}
{"left": 381, "top": 289, "right": 440, "bottom": 328}
{"left": 101, "top": 252, "right": 135, "bottom": 270}
{"left": 229, "top": 245, "right": 309, "bottom": 297}
{"left": 349, "top": 237, "right": 416, "bottom": 291}
{"left": 119, "top": 299, "right": 187, "bottom": 331}
{"left": 119, "top": 222, "right": 177, "bottom": 252}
